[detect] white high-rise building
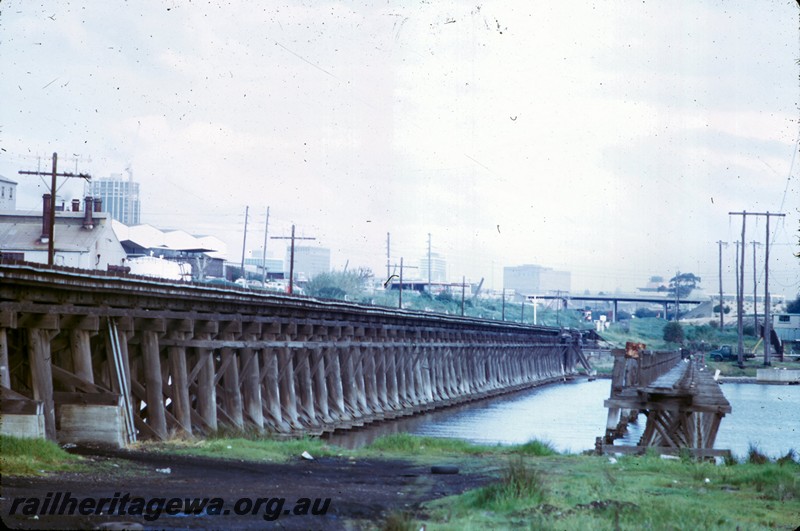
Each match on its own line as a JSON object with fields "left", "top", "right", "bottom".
{"left": 286, "top": 246, "right": 330, "bottom": 281}
{"left": 90, "top": 172, "right": 141, "bottom": 225}
{"left": 504, "top": 264, "right": 571, "bottom": 294}
{"left": 419, "top": 251, "right": 447, "bottom": 283}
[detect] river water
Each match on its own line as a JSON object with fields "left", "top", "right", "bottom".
{"left": 325, "top": 379, "right": 799, "bottom": 459}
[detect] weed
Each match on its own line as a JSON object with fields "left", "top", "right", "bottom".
{"left": 746, "top": 443, "right": 769, "bottom": 465}
{"left": 472, "top": 456, "right": 547, "bottom": 510}
{"left": 777, "top": 449, "right": 798, "bottom": 466}
{"left": 512, "top": 439, "right": 559, "bottom": 457}
{"left": 381, "top": 511, "right": 417, "bottom": 531}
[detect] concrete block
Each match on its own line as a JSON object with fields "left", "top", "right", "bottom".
{"left": 57, "top": 404, "right": 126, "bottom": 447}
{"left": 756, "top": 369, "right": 800, "bottom": 383}
{"left": 0, "top": 413, "right": 46, "bottom": 439}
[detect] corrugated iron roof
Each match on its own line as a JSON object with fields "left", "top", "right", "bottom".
{"left": 0, "top": 212, "right": 115, "bottom": 252}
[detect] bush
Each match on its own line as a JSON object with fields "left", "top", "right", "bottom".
{"left": 304, "top": 269, "right": 372, "bottom": 300}
{"left": 635, "top": 308, "right": 660, "bottom": 318}
{"left": 436, "top": 290, "right": 454, "bottom": 302}
{"left": 663, "top": 321, "right": 685, "bottom": 344}
{"left": 473, "top": 457, "right": 547, "bottom": 509}
{"left": 687, "top": 324, "right": 715, "bottom": 342}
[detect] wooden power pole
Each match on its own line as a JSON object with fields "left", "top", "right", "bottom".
{"left": 19, "top": 152, "right": 91, "bottom": 265}
{"left": 271, "top": 225, "right": 315, "bottom": 295}
{"left": 717, "top": 240, "right": 727, "bottom": 329}
{"left": 729, "top": 211, "right": 785, "bottom": 366}
{"left": 261, "top": 207, "right": 270, "bottom": 285}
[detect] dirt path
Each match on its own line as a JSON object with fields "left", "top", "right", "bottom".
{"left": 1, "top": 447, "right": 490, "bottom": 530}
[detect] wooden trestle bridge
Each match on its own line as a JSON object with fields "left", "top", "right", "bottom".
{"left": 0, "top": 262, "right": 597, "bottom": 446}
{"left": 600, "top": 343, "right": 731, "bottom": 456}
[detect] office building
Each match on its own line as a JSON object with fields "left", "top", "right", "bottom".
{"left": 90, "top": 173, "right": 141, "bottom": 225}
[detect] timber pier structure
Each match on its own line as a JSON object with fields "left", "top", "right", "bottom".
{"left": 0, "top": 263, "right": 595, "bottom": 446}
{"left": 600, "top": 343, "right": 731, "bottom": 456}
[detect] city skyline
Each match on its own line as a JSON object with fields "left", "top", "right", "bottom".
{"left": 1, "top": 1, "right": 797, "bottom": 297}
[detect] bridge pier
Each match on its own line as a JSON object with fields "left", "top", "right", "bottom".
{"left": 601, "top": 346, "right": 731, "bottom": 455}
{"left": 196, "top": 342, "right": 218, "bottom": 431}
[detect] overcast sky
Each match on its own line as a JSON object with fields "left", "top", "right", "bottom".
{"left": 1, "top": 1, "right": 798, "bottom": 297}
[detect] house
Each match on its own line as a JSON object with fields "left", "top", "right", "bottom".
{"left": 0, "top": 175, "right": 17, "bottom": 211}
{"left": 0, "top": 195, "right": 126, "bottom": 269}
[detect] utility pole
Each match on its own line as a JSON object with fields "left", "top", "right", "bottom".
{"left": 716, "top": 241, "right": 727, "bottom": 328}
{"left": 400, "top": 257, "right": 404, "bottom": 308}
{"left": 261, "top": 207, "right": 270, "bottom": 285}
{"left": 386, "top": 232, "right": 391, "bottom": 281}
{"left": 763, "top": 212, "right": 785, "bottom": 364}
{"left": 271, "top": 225, "right": 316, "bottom": 295}
{"left": 240, "top": 206, "right": 249, "bottom": 281}
{"left": 461, "top": 275, "right": 466, "bottom": 316}
{"left": 750, "top": 240, "right": 760, "bottom": 334}
{"left": 427, "top": 233, "right": 432, "bottom": 294}
{"left": 19, "top": 152, "right": 91, "bottom": 265}
{"left": 733, "top": 239, "right": 744, "bottom": 367}
{"left": 730, "top": 211, "right": 786, "bottom": 366}
{"left": 388, "top": 258, "right": 417, "bottom": 309}
{"left": 673, "top": 270, "right": 680, "bottom": 322}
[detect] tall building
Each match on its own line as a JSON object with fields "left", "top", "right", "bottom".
{"left": 286, "top": 246, "right": 330, "bottom": 281}
{"left": 90, "top": 172, "right": 141, "bottom": 225}
{"left": 503, "top": 264, "right": 571, "bottom": 295}
{"left": 0, "top": 175, "right": 17, "bottom": 211}
{"left": 419, "top": 251, "right": 447, "bottom": 283}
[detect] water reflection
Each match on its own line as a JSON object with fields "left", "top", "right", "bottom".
{"left": 325, "top": 379, "right": 800, "bottom": 459}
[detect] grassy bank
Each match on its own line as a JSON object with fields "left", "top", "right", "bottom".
{"left": 4, "top": 433, "right": 798, "bottom": 529}
{"left": 135, "top": 432, "right": 558, "bottom": 465}
{"left": 416, "top": 449, "right": 800, "bottom": 530}
{"left": 0, "top": 435, "right": 83, "bottom": 476}
{"left": 138, "top": 433, "right": 800, "bottom": 529}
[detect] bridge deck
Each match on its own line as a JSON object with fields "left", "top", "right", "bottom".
{"left": 605, "top": 360, "right": 731, "bottom": 414}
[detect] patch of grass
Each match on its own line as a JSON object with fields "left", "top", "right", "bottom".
{"left": 364, "top": 434, "right": 560, "bottom": 459}
{"left": 380, "top": 511, "right": 418, "bottom": 531}
{"left": 512, "top": 439, "right": 559, "bottom": 457}
{"left": 0, "top": 435, "right": 82, "bottom": 476}
{"left": 140, "top": 435, "right": 345, "bottom": 463}
{"left": 146, "top": 432, "right": 558, "bottom": 465}
{"left": 364, "top": 433, "right": 496, "bottom": 456}
{"left": 423, "top": 452, "right": 800, "bottom": 529}
{"left": 470, "top": 456, "right": 547, "bottom": 510}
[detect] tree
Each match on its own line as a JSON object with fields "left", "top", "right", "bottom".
{"left": 668, "top": 272, "right": 701, "bottom": 299}
{"left": 663, "top": 321, "right": 685, "bottom": 344}
{"left": 786, "top": 295, "right": 800, "bottom": 314}
{"left": 304, "top": 268, "right": 373, "bottom": 301}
